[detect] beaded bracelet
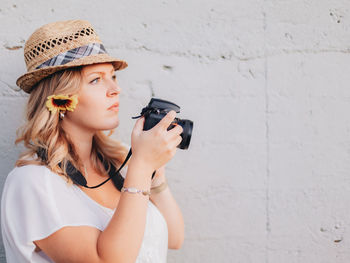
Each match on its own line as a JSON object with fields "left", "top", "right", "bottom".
{"left": 150, "top": 179, "right": 168, "bottom": 194}
{"left": 121, "top": 187, "right": 151, "bottom": 196}
{"left": 121, "top": 179, "right": 168, "bottom": 196}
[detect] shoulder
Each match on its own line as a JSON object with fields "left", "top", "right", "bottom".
{"left": 4, "top": 164, "right": 66, "bottom": 193}
{"left": 6, "top": 164, "right": 47, "bottom": 183}
{"left": 7, "top": 164, "right": 52, "bottom": 182}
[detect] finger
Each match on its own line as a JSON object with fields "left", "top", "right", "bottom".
{"left": 132, "top": 117, "right": 145, "bottom": 136}
{"left": 170, "top": 135, "right": 182, "bottom": 148}
{"left": 167, "top": 123, "right": 183, "bottom": 138}
{"left": 156, "top": 110, "right": 177, "bottom": 129}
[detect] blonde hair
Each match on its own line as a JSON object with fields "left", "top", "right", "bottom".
{"left": 15, "top": 67, "right": 128, "bottom": 182}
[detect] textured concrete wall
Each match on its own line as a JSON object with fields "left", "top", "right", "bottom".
{"left": 1, "top": 0, "right": 350, "bottom": 262}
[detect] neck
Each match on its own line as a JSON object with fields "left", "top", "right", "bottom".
{"left": 61, "top": 119, "right": 94, "bottom": 165}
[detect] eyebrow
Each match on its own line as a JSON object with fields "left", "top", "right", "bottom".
{"left": 86, "top": 68, "right": 115, "bottom": 77}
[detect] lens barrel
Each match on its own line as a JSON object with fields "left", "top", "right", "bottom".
{"left": 177, "top": 119, "right": 193, "bottom": 149}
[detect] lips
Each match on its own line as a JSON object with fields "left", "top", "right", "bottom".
{"left": 108, "top": 102, "right": 119, "bottom": 111}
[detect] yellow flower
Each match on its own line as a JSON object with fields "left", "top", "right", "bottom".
{"left": 46, "top": 94, "right": 79, "bottom": 113}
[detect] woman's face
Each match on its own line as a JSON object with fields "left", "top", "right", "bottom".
{"left": 65, "top": 63, "right": 121, "bottom": 132}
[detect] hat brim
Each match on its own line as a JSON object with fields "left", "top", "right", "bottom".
{"left": 16, "top": 53, "right": 128, "bottom": 93}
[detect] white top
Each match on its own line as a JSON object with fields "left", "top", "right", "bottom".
{"left": 1, "top": 164, "right": 168, "bottom": 262}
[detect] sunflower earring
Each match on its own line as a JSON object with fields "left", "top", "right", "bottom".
{"left": 46, "top": 94, "right": 78, "bottom": 118}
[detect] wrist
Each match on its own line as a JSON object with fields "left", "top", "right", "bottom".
{"left": 123, "top": 158, "right": 154, "bottom": 190}
{"left": 129, "top": 156, "right": 154, "bottom": 175}
{"left": 151, "top": 173, "right": 166, "bottom": 187}
{"left": 151, "top": 178, "right": 168, "bottom": 195}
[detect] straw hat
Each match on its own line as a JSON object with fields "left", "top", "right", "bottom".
{"left": 16, "top": 20, "right": 128, "bottom": 93}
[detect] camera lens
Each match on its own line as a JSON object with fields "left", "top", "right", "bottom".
{"left": 177, "top": 119, "right": 193, "bottom": 150}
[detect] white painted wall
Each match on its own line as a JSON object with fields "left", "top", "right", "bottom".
{"left": 1, "top": 0, "right": 350, "bottom": 262}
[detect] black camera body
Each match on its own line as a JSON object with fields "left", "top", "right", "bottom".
{"left": 140, "top": 98, "right": 193, "bottom": 149}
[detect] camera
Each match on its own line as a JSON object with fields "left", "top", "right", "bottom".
{"left": 138, "top": 98, "right": 193, "bottom": 150}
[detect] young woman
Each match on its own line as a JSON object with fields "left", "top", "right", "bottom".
{"left": 1, "top": 20, "right": 184, "bottom": 263}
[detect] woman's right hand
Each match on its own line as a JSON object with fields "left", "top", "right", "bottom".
{"left": 131, "top": 110, "right": 183, "bottom": 172}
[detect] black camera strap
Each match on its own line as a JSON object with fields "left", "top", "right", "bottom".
{"left": 37, "top": 147, "right": 155, "bottom": 190}
{"left": 71, "top": 149, "right": 132, "bottom": 189}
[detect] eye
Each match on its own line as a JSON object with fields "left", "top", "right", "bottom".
{"left": 90, "top": 77, "right": 100, "bottom": 84}
{"left": 112, "top": 74, "right": 117, "bottom": 81}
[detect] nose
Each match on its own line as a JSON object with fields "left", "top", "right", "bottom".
{"left": 107, "top": 79, "right": 121, "bottom": 97}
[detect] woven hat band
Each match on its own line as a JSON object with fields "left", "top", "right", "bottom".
{"left": 36, "top": 43, "right": 107, "bottom": 69}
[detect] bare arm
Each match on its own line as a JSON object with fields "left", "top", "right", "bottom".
{"left": 34, "top": 111, "right": 183, "bottom": 263}
{"left": 35, "top": 158, "right": 153, "bottom": 263}
{"left": 150, "top": 169, "right": 185, "bottom": 249}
